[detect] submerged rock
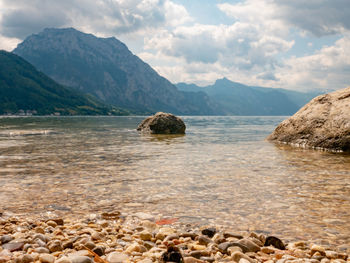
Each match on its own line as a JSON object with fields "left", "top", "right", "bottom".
{"left": 137, "top": 112, "right": 186, "bottom": 134}
{"left": 267, "top": 87, "right": 350, "bottom": 152}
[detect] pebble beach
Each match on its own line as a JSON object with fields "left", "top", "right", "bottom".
{"left": 0, "top": 211, "right": 349, "bottom": 263}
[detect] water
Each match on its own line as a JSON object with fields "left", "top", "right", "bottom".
{"left": 0, "top": 116, "right": 349, "bottom": 251}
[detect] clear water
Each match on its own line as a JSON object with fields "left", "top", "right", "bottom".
{"left": 0, "top": 116, "right": 349, "bottom": 251}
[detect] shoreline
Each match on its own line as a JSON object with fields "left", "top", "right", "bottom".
{"left": 1, "top": 212, "right": 349, "bottom": 263}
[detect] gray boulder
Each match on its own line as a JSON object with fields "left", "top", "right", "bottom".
{"left": 137, "top": 112, "right": 186, "bottom": 134}
{"left": 267, "top": 87, "right": 350, "bottom": 152}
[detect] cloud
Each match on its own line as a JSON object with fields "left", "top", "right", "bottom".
{"left": 145, "top": 22, "right": 293, "bottom": 70}
{"left": 275, "top": 35, "right": 350, "bottom": 91}
{"left": 274, "top": 0, "right": 350, "bottom": 36}
{"left": 219, "top": 0, "right": 350, "bottom": 37}
{"left": 0, "top": 0, "right": 191, "bottom": 40}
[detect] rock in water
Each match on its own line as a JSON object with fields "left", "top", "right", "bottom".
{"left": 267, "top": 87, "right": 350, "bottom": 152}
{"left": 137, "top": 112, "right": 186, "bottom": 134}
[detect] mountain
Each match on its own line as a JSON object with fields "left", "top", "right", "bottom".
{"left": 13, "top": 28, "right": 218, "bottom": 115}
{"left": 0, "top": 50, "right": 129, "bottom": 115}
{"left": 177, "top": 78, "right": 319, "bottom": 115}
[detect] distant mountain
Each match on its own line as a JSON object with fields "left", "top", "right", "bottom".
{"left": 177, "top": 78, "right": 319, "bottom": 115}
{"left": 13, "top": 28, "right": 218, "bottom": 115}
{"left": 0, "top": 50, "right": 129, "bottom": 115}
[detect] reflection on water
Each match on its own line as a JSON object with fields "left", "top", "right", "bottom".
{"left": 0, "top": 116, "right": 349, "bottom": 251}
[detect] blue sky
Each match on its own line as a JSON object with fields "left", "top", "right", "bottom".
{"left": 0, "top": 0, "right": 349, "bottom": 92}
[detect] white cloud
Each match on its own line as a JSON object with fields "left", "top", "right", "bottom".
{"left": 0, "top": 35, "right": 21, "bottom": 51}
{"left": 0, "top": 0, "right": 190, "bottom": 40}
{"left": 275, "top": 35, "right": 350, "bottom": 91}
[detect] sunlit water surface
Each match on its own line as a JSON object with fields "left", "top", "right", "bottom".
{"left": 0, "top": 116, "right": 349, "bottom": 251}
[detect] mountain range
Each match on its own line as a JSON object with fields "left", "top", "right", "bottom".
{"left": 0, "top": 50, "right": 128, "bottom": 115}
{"left": 1, "top": 27, "right": 320, "bottom": 116}
{"left": 13, "top": 28, "right": 218, "bottom": 115}
{"left": 176, "top": 78, "right": 319, "bottom": 115}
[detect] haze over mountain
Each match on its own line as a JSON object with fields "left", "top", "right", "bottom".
{"left": 0, "top": 51, "right": 128, "bottom": 116}
{"left": 13, "top": 28, "right": 218, "bottom": 115}
{"left": 177, "top": 78, "right": 319, "bottom": 115}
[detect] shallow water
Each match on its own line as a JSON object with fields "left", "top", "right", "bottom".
{"left": 0, "top": 116, "right": 349, "bottom": 251}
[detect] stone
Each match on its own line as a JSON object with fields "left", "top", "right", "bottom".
{"left": 238, "top": 239, "right": 260, "bottom": 252}
{"left": 183, "top": 257, "right": 205, "bottom": 263}
{"left": 33, "top": 234, "right": 48, "bottom": 243}
{"left": 201, "top": 228, "right": 216, "bottom": 238}
{"left": 92, "top": 246, "right": 105, "bottom": 256}
{"left": 227, "top": 246, "right": 243, "bottom": 255}
{"left": 231, "top": 251, "right": 256, "bottom": 263}
{"left": 125, "top": 243, "right": 147, "bottom": 253}
{"left": 267, "top": 87, "right": 350, "bottom": 152}
{"left": 46, "top": 220, "right": 58, "bottom": 228}
{"left": 138, "top": 259, "right": 153, "bottom": 263}
{"left": 137, "top": 112, "right": 186, "bottom": 134}
{"left": 62, "top": 240, "right": 74, "bottom": 249}
{"left": 140, "top": 231, "right": 153, "bottom": 241}
{"left": 0, "top": 235, "right": 13, "bottom": 244}
{"left": 34, "top": 247, "right": 50, "bottom": 254}
{"left": 55, "top": 256, "right": 72, "bottom": 263}
{"left": 199, "top": 257, "right": 214, "bottom": 263}
{"left": 2, "top": 242, "right": 24, "bottom": 252}
{"left": 106, "top": 252, "right": 129, "bottom": 263}
{"left": 325, "top": 250, "right": 338, "bottom": 259}
{"left": 264, "top": 236, "right": 285, "bottom": 250}
{"left": 48, "top": 240, "right": 63, "bottom": 252}
{"left": 69, "top": 256, "right": 93, "bottom": 263}
{"left": 161, "top": 246, "right": 184, "bottom": 263}
{"left": 260, "top": 246, "right": 275, "bottom": 254}
{"left": 224, "top": 233, "right": 244, "bottom": 239}
{"left": 198, "top": 235, "right": 212, "bottom": 246}
{"left": 19, "top": 254, "right": 34, "bottom": 263}
{"left": 39, "top": 253, "right": 55, "bottom": 263}
{"left": 310, "top": 244, "right": 326, "bottom": 256}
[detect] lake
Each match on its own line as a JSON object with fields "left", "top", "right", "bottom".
{"left": 0, "top": 116, "right": 349, "bottom": 252}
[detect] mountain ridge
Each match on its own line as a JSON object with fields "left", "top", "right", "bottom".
{"left": 0, "top": 50, "right": 129, "bottom": 115}
{"left": 176, "top": 78, "right": 320, "bottom": 115}
{"left": 13, "top": 28, "right": 219, "bottom": 115}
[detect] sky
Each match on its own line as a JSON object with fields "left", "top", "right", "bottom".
{"left": 0, "top": 0, "right": 349, "bottom": 92}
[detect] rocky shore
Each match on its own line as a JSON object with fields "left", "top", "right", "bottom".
{"left": 0, "top": 212, "right": 348, "bottom": 263}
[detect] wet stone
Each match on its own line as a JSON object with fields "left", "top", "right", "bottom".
{"left": 92, "top": 246, "right": 105, "bottom": 256}
{"left": 201, "top": 228, "right": 216, "bottom": 238}
{"left": 264, "top": 236, "right": 286, "bottom": 250}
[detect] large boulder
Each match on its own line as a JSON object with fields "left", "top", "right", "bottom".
{"left": 267, "top": 87, "right": 350, "bottom": 152}
{"left": 137, "top": 112, "right": 186, "bottom": 134}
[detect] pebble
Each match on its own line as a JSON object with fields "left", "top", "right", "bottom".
{"left": 69, "top": 256, "right": 93, "bottom": 263}
{"left": 0, "top": 213, "right": 347, "bottom": 263}
{"left": 39, "top": 253, "right": 55, "bottom": 263}
{"left": 2, "top": 242, "right": 24, "bottom": 252}
{"left": 201, "top": 228, "right": 216, "bottom": 238}
{"left": 106, "top": 252, "right": 129, "bottom": 263}
{"left": 0, "top": 235, "right": 13, "bottom": 244}
{"left": 238, "top": 238, "right": 261, "bottom": 252}
{"left": 55, "top": 256, "right": 72, "bottom": 263}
